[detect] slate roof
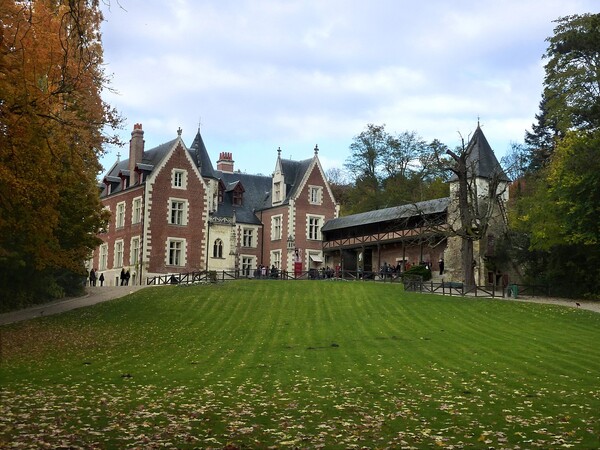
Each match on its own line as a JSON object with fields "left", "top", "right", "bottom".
{"left": 322, "top": 197, "right": 449, "bottom": 232}
{"left": 451, "top": 126, "right": 510, "bottom": 182}
{"left": 99, "top": 130, "right": 315, "bottom": 226}
{"left": 189, "top": 130, "right": 217, "bottom": 179}
{"left": 212, "top": 171, "right": 273, "bottom": 225}
{"left": 100, "top": 138, "right": 179, "bottom": 197}
{"left": 280, "top": 158, "right": 313, "bottom": 204}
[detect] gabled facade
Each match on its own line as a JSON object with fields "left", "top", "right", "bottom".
{"left": 90, "top": 125, "right": 339, "bottom": 284}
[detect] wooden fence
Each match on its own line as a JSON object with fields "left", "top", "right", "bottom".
{"left": 147, "top": 270, "right": 549, "bottom": 299}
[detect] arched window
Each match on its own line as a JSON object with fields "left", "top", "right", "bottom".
{"left": 213, "top": 239, "right": 223, "bottom": 258}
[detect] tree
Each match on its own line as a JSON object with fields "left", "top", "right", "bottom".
{"left": 382, "top": 130, "right": 428, "bottom": 179}
{"left": 0, "top": 0, "right": 120, "bottom": 308}
{"left": 500, "top": 142, "right": 529, "bottom": 182}
{"left": 524, "top": 96, "right": 559, "bottom": 172}
{"left": 543, "top": 13, "right": 600, "bottom": 133}
{"left": 325, "top": 167, "right": 351, "bottom": 213}
{"left": 343, "top": 125, "right": 451, "bottom": 213}
{"left": 520, "top": 130, "right": 600, "bottom": 250}
{"left": 344, "top": 123, "right": 389, "bottom": 182}
{"left": 507, "top": 13, "right": 600, "bottom": 298}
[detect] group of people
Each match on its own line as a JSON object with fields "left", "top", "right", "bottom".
{"left": 88, "top": 268, "right": 104, "bottom": 286}
{"left": 87, "top": 268, "right": 131, "bottom": 286}
{"left": 309, "top": 266, "right": 336, "bottom": 279}
{"left": 253, "top": 265, "right": 276, "bottom": 278}
{"left": 120, "top": 268, "right": 131, "bottom": 286}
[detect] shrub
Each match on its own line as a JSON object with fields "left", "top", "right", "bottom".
{"left": 403, "top": 264, "right": 432, "bottom": 281}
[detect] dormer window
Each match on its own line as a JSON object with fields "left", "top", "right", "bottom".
{"left": 233, "top": 189, "right": 243, "bottom": 206}
{"left": 274, "top": 182, "right": 281, "bottom": 202}
{"left": 232, "top": 183, "right": 244, "bottom": 206}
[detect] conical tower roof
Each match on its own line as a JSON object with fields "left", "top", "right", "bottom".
{"left": 453, "top": 125, "right": 510, "bottom": 182}
{"left": 189, "top": 129, "right": 217, "bottom": 179}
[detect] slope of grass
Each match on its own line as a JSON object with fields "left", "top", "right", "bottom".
{"left": 1, "top": 280, "right": 599, "bottom": 448}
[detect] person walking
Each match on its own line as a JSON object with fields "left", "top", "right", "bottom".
{"left": 99, "top": 273, "right": 105, "bottom": 286}
{"left": 89, "top": 268, "right": 96, "bottom": 287}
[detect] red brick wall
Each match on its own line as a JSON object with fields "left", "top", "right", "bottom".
{"left": 145, "top": 143, "right": 207, "bottom": 273}
{"left": 260, "top": 160, "right": 338, "bottom": 272}
{"left": 93, "top": 142, "right": 209, "bottom": 283}
{"left": 92, "top": 185, "right": 144, "bottom": 274}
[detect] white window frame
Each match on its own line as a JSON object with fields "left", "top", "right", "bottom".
{"left": 241, "top": 255, "right": 255, "bottom": 277}
{"left": 309, "top": 185, "right": 323, "bottom": 205}
{"left": 114, "top": 239, "right": 124, "bottom": 268}
{"left": 242, "top": 228, "right": 254, "bottom": 248}
{"left": 213, "top": 239, "right": 224, "bottom": 258}
{"left": 270, "top": 250, "right": 282, "bottom": 270}
{"left": 271, "top": 214, "right": 282, "bottom": 241}
{"left": 99, "top": 243, "right": 108, "bottom": 271}
{"left": 116, "top": 202, "right": 126, "bottom": 229}
{"left": 274, "top": 181, "right": 281, "bottom": 203}
{"left": 172, "top": 169, "right": 187, "bottom": 189}
{"left": 307, "top": 214, "right": 324, "bottom": 240}
{"left": 168, "top": 198, "right": 188, "bottom": 226}
{"left": 132, "top": 197, "right": 142, "bottom": 224}
{"left": 130, "top": 236, "right": 140, "bottom": 266}
{"left": 166, "top": 238, "right": 186, "bottom": 266}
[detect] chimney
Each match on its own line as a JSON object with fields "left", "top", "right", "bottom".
{"left": 217, "top": 151, "right": 234, "bottom": 173}
{"left": 129, "top": 123, "right": 144, "bottom": 184}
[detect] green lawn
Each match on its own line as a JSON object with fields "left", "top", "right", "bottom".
{"left": 1, "top": 280, "right": 599, "bottom": 448}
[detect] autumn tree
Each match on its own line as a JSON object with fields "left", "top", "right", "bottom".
{"left": 0, "top": 0, "right": 121, "bottom": 308}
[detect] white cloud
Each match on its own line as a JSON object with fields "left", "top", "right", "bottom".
{"left": 99, "top": 0, "right": 598, "bottom": 174}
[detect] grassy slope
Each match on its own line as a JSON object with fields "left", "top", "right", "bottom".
{"left": 1, "top": 280, "right": 599, "bottom": 448}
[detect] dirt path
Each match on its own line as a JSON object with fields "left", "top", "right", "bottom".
{"left": 0, "top": 285, "right": 150, "bottom": 326}
{"left": 505, "top": 295, "right": 600, "bottom": 313}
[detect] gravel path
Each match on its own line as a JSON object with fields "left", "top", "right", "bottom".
{"left": 0, "top": 285, "right": 149, "bottom": 326}
{"left": 0, "top": 285, "right": 597, "bottom": 326}
{"left": 505, "top": 295, "right": 600, "bottom": 313}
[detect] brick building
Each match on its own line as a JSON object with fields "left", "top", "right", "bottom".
{"left": 91, "top": 124, "right": 339, "bottom": 285}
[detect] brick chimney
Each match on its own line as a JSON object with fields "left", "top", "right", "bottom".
{"left": 217, "top": 152, "right": 234, "bottom": 173}
{"left": 129, "top": 123, "right": 144, "bottom": 184}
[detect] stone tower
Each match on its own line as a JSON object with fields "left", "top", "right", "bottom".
{"left": 444, "top": 125, "right": 510, "bottom": 285}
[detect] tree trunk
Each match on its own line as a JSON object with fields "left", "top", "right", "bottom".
{"left": 462, "top": 238, "right": 475, "bottom": 289}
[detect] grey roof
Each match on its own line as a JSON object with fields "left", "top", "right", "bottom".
{"left": 212, "top": 171, "right": 273, "bottom": 225}
{"left": 137, "top": 163, "right": 154, "bottom": 171}
{"left": 322, "top": 197, "right": 449, "bottom": 232}
{"left": 225, "top": 180, "right": 241, "bottom": 192}
{"left": 281, "top": 157, "right": 313, "bottom": 203}
{"left": 451, "top": 126, "right": 510, "bottom": 182}
{"left": 99, "top": 132, "right": 317, "bottom": 227}
{"left": 101, "top": 138, "right": 178, "bottom": 196}
{"left": 189, "top": 130, "right": 217, "bottom": 179}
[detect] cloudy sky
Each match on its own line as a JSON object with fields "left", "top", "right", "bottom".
{"left": 99, "top": 0, "right": 597, "bottom": 176}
